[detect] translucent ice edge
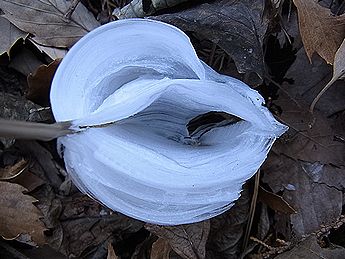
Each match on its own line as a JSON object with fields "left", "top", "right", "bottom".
{"left": 51, "top": 19, "right": 288, "bottom": 225}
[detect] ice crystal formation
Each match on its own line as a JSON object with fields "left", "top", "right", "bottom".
{"left": 50, "top": 19, "right": 287, "bottom": 224}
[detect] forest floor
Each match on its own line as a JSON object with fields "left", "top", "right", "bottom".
{"left": 0, "top": 0, "right": 345, "bottom": 258}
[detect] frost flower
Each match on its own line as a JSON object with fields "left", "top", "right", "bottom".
{"left": 50, "top": 19, "right": 287, "bottom": 225}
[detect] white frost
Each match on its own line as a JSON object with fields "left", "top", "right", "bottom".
{"left": 50, "top": 19, "right": 287, "bottom": 225}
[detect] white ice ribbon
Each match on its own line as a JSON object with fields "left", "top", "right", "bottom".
{"left": 50, "top": 19, "right": 287, "bottom": 225}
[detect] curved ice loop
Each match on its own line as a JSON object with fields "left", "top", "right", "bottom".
{"left": 51, "top": 19, "right": 205, "bottom": 121}
{"left": 51, "top": 19, "right": 288, "bottom": 225}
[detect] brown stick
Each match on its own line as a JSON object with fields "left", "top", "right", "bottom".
{"left": 0, "top": 119, "right": 74, "bottom": 141}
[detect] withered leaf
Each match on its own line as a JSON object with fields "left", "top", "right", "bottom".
{"left": 280, "top": 47, "right": 345, "bottom": 116}
{"left": 0, "top": 158, "right": 28, "bottom": 180}
{"left": 262, "top": 42, "right": 345, "bottom": 237}
{"left": 293, "top": 0, "right": 345, "bottom": 64}
{"left": 310, "top": 38, "right": 345, "bottom": 111}
{"left": 257, "top": 204, "right": 270, "bottom": 240}
{"left": 0, "top": 16, "right": 27, "bottom": 56}
{"left": 275, "top": 236, "right": 345, "bottom": 258}
{"left": 333, "top": 38, "right": 345, "bottom": 81}
{"left": 258, "top": 186, "right": 296, "bottom": 214}
{"left": 154, "top": 0, "right": 268, "bottom": 83}
{"left": 263, "top": 152, "right": 345, "bottom": 237}
{"left": 270, "top": 0, "right": 284, "bottom": 9}
{"left": 0, "top": 181, "right": 46, "bottom": 245}
{"left": 33, "top": 184, "right": 63, "bottom": 250}
{"left": 0, "top": 66, "right": 41, "bottom": 148}
{"left": 9, "top": 47, "right": 43, "bottom": 77}
{"left": 146, "top": 220, "right": 210, "bottom": 259}
{"left": 333, "top": 38, "right": 345, "bottom": 79}
{"left": 116, "top": 0, "right": 190, "bottom": 18}
{"left": 0, "top": 159, "right": 43, "bottom": 192}
{"left": 150, "top": 238, "right": 172, "bottom": 259}
{"left": 59, "top": 194, "right": 144, "bottom": 257}
{"left": 0, "top": 0, "right": 100, "bottom": 48}
{"left": 20, "top": 141, "right": 63, "bottom": 189}
{"left": 10, "top": 170, "right": 45, "bottom": 193}
{"left": 31, "top": 40, "right": 67, "bottom": 60}
{"left": 27, "top": 59, "right": 61, "bottom": 106}
{"left": 274, "top": 92, "right": 344, "bottom": 166}
{"left": 206, "top": 184, "right": 250, "bottom": 259}
{"left": 107, "top": 243, "right": 118, "bottom": 259}
{"left": 276, "top": 6, "right": 302, "bottom": 49}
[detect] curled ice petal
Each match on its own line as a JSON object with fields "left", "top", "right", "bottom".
{"left": 51, "top": 19, "right": 287, "bottom": 225}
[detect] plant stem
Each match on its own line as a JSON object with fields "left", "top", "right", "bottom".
{"left": 0, "top": 119, "right": 74, "bottom": 141}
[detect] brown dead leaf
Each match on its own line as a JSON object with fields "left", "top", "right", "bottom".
{"left": 107, "top": 243, "right": 118, "bottom": 259}
{"left": 263, "top": 152, "right": 345, "bottom": 237}
{"left": 274, "top": 93, "right": 344, "bottom": 167}
{"left": 333, "top": 38, "right": 345, "bottom": 81}
{"left": 0, "top": 16, "right": 27, "bottom": 56}
{"left": 310, "top": 38, "right": 345, "bottom": 112}
{"left": 0, "top": 158, "right": 28, "bottom": 180}
{"left": 9, "top": 47, "right": 43, "bottom": 77}
{"left": 59, "top": 194, "right": 144, "bottom": 257}
{"left": 276, "top": 6, "right": 302, "bottom": 50}
{"left": 0, "top": 181, "right": 46, "bottom": 245}
{"left": 0, "top": 66, "right": 41, "bottom": 148}
{"left": 11, "top": 170, "right": 45, "bottom": 192}
{"left": 258, "top": 186, "right": 296, "bottom": 214}
{"left": 275, "top": 236, "right": 345, "bottom": 259}
{"left": 146, "top": 220, "right": 210, "bottom": 259}
{"left": 269, "top": 93, "right": 345, "bottom": 237}
{"left": 206, "top": 184, "right": 250, "bottom": 259}
{"left": 257, "top": 204, "right": 270, "bottom": 240}
{"left": 151, "top": 238, "right": 172, "bottom": 259}
{"left": 27, "top": 59, "right": 61, "bottom": 106}
{"left": 154, "top": 0, "right": 268, "bottom": 84}
{"left": 262, "top": 41, "right": 345, "bottom": 237}
{"left": 31, "top": 40, "right": 67, "bottom": 60}
{"left": 116, "top": 0, "right": 190, "bottom": 18}
{"left": 0, "top": 158, "right": 43, "bottom": 192}
{"left": 33, "top": 184, "right": 63, "bottom": 250}
{"left": 20, "top": 141, "right": 63, "bottom": 189}
{"left": 0, "top": 0, "right": 100, "bottom": 48}
{"left": 293, "top": 0, "right": 345, "bottom": 64}
{"left": 280, "top": 47, "right": 345, "bottom": 117}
